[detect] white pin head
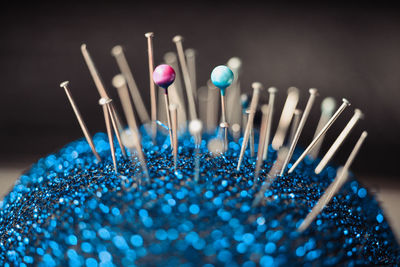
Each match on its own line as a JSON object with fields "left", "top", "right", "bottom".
{"left": 185, "top": 48, "right": 195, "bottom": 57}
{"left": 60, "top": 81, "right": 70, "bottom": 88}
{"left": 145, "top": 32, "right": 154, "bottom": 38}
{"left": 111, "top": 45, "right": 123, "bottom": 57}
{"left": 207, "top": 138, "right": 224, "bottom": 156}
{"left": 227, "top": 57, "right": 242, "bottom": 72}
{"left": 354, "top": 108, "right": 364, "bottom": 119}
{"left": 231, "top": 123, "right": 241, "bottom": 142}
{"left": 231, "top": 123, "right": 240, "bottom": 133}
{"left": 309, "top": 88, "right": 318, "bottom": 95}
{"left": 121, "top": 129, "right": 138, "bottom": 148}
{"left": 112, "top": 74, "right": 126, "bottom": 88}
{"left": 288, "top": 86, "right": 299, "bottom": 94}
{"left": 164, "top": 52, "right": 177, "bottom": 64}
{"left": 268, "top": 87, "right": 278, "bottom": 94}
{"left": 99, "top": 98, "right": 112, "bottom": 106}
{"left": 172, "top": 35, "right": 183, "bottom": 43}
{"left": 189, "top": 119, "right": 203, "bottom": 136}
{"left": 342, "top": 98, "right": 351, "bottom": 106}
{"left": 219, "top": 122, "right": 229, "bottom": 128}
{"left": 321, "top": 97, "right": 337, "bottom": 115}
{"left": 251, "top": 82, "right": 263, "bottom": 93}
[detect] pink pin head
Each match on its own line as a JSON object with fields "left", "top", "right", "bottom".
{"left": 153, "top": 64, "right": 176, "bottom": 90}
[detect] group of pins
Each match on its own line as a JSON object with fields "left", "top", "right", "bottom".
{"left": 59, "top": 33, "right": 367, "bottom": 232}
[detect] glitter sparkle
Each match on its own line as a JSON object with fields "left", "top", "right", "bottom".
{"left": 0, "top": 129, "right": 399, "bottom": 266}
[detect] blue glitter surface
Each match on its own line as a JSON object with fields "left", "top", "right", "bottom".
{"left": 0, "top": 129, "right": 399, "bottom": 266}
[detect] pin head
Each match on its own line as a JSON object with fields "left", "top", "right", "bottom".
{"left": 153, "top": 64, "right": 176, "bottom": 90}
{"left": 354, "top": 108, "right": 364, "bottom": 119}
{"left": 207, "top": 138, "right": 224, "bottom": 156}
{"left": 321, "top": 97, "right": 336, "bottom": 115}
{"left": 145, "top": 32, "right": 154, "bottom": 38}
{"left": 111, "top": 45, "right": 123, "bottom": 57}
{"left": 99, "top": 98, "right": 112, "bottom": 106}
{"left": 172, "top": 35, "right": 183, "bottom": 43}
{"left": 342, "top": 98, "right": 351, "bottom": 106}
{"left": 112, "top": 74, "right": 126, "bottom": 88}
{"left": 309, "top": 88, "right": 318, "bottom": 95}
{"left": 121, "top": 129, "right": 138, "bottom": 148}
{"left": 211, "top": 65, "right": 234, "bottom": 95}
{"left": 240, "top": 94, "right": 249, "bottom": 110}
{"left": 231, "top": 123, "right": 241, "bottom": 133}
{"left": 268, "top": 87, "right": 278, "bottom": 94}
{"left": 227, "top": 57, "right": 242, "bottom": 70}
{"left": 60, "top": 81, "right": 70, "bottom": 88}
{"left": 251, "top": 82, "right": 263, "bottom": 93}
{"left": 189, "top": 119, "right": 203, "bottom": 135}
{"left": 185, "top": 48, "right": 196, "bottom": 57}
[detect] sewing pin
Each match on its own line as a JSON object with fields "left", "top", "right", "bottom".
{"left": 237, "top": 82, "right": 262, "bottom": 170}
{"left": 153, "top": 64, "right": 176, "bottom": 150}
{"left": 60, "top": 81, "right": 101, "bottom": 162}
{"left": 288, "top": 98, "right": 351, "bottom": 173}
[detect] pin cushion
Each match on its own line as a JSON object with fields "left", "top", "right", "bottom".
{"left": 0, "top": 130, "right": 398, "bottom": 266}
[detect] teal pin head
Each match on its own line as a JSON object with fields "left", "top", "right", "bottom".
{"left": 211, "top": 65, "right": 234, "bottom": 96}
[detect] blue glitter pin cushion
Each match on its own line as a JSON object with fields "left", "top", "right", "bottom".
{"left": 0, "top": 128, "right": 399, "bottom": 267}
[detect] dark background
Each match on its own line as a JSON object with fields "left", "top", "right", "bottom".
{"left": 0, "top": 1, "right": 399, "bottom": 178}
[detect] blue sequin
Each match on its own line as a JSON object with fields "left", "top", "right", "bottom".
{"left": 358, "top": 188, "right": 367, "bottom": 198}
{"left": 99, "top": 251, "right": 112, "bottom": 263}
{"left": 130, "top": 235, "right": 143, "bottom": 247}
{"left": 376, "top": 214, "right": 384, "bottom": 223}
{"left": 85, "top": 258, "right": 98, "bottom": 267}
{"left": 260, "top": 255, "right": 274, "bottom": 267}
{"left": 189, "top": 204, "right": 200, "bottom": 215}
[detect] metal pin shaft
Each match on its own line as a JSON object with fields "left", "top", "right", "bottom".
{"left": 262, "top": 87, "right": 278, "bottom": 160}
{"left": 173, "top": 35, "right": 197, "bottom": 120}
{"left": 106, "top": 101, "right": 127, "bottom": 158}
{"left": 145, "top": 32, "right": 157, "bottom": 140}
{"left": 112, "top": 75, "right": 149, "bottom": 178}
{"left": 280, "top": 89, "right": 318, "bottom": 175}
{"left": 255, "top": 105, "right": 270, "bottom": 178}
{"left": 81, "top": 44, "right": 125, "bottom": 146}
{"left": 288, "top": 109, "right": 302, "bottom": 147}
{"left": 185, "top": 48, "right": 197, "bottom": 100}
{"left": 315, "top": 109, "right": 363, "bottom": 174}
{"left": 164, "top": 92, "right": 174, "bottom": 150}
{"left": 252, "top": 147, "right": 288, "bottom": 207}
{"left": 308, "top": 97, "right": 337, "bottom": 159}
{"left": 220, "top": 93, "right": 229, "bottom": 150}
{"left": 100, "top": 98, "right": 117, "bottom": 173}
{"left": 271, "top": 87, "right": 299, "bottom": 150}
{"left": 237, "top": 83, "right": 262, "bottom": 170}
{"left": 60, "top": 81, "right": 101, "bottom": 162}
{"left": 170, "top": 104, "right": 178, "bottom": 170}
{"left": 288, "top": 98, "right": 351, "bottom": 174}
{"left": 298, "top": 131, "right": 368, "bottom": 232}
{"left": 111, "top": 45, "right": 150, "bottom": 123}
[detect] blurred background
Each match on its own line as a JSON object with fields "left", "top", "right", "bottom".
{"left": 0, "top": 1, "right": 399, "bottom": 238}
